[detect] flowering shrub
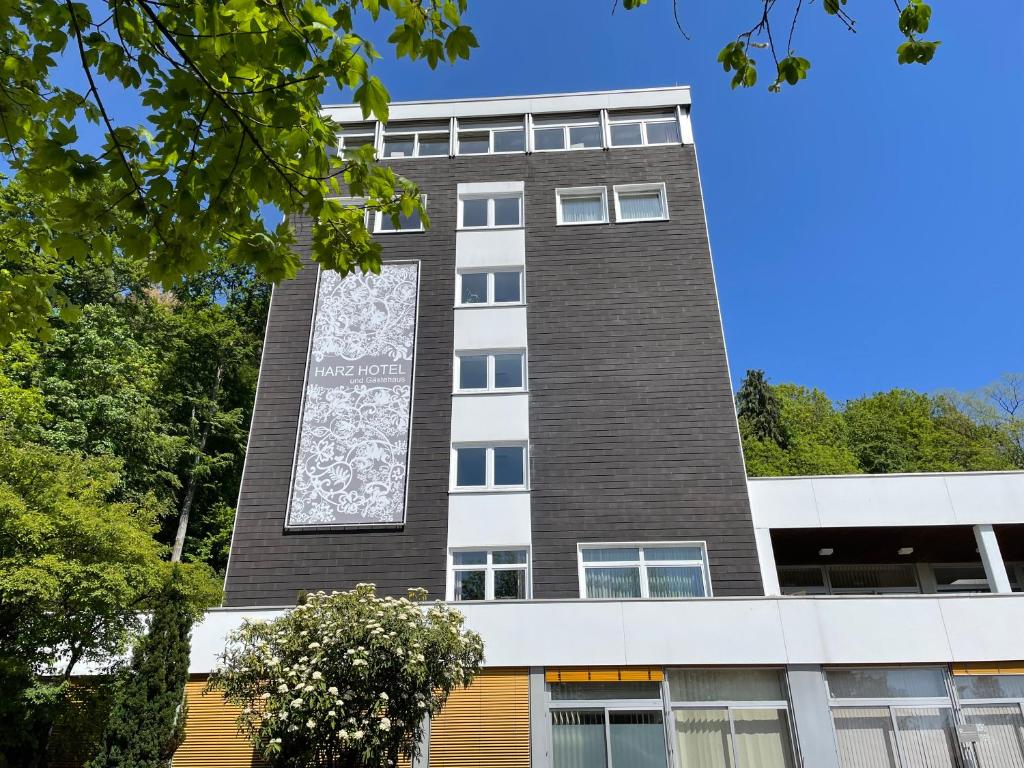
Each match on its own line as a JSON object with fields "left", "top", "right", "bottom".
{"left": 207, "top": 584, "right": 484, "bottom": 767}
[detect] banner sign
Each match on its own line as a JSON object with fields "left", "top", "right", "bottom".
{"left": 287, "top": 262, "right": 419, "bottom": 528}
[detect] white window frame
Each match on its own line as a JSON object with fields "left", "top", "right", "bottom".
{"left": 450, "top": 443, "right": 529, "bottom": 492}
{"left": 447, "top": 547, "right": 531, "bottom": 601}
{"left": 778, "top": 563, "right": 921, "bottom": 596}
{"left": 457, "top": 192, "right": 524, "bottom": 230}
{"left": 532, "top": 116, "right": 603, "bottom": 153}
{"left": 338, "top": 127, "right": 376, "bottom": 154}
{"left": 453, "top": 350, "right": 527, "bottom": 393}
{"left": 577, "top": 542, "right": 711, "bottom": 599}
{"left": 455, "top": 269, "right": 524, "bottom": 307}
{"left": 555, "top": 186, "right": 609, "bottom": 226}
{"left": 667, "top": 668, "right": 797, "bottom": 768}
{"left": 381, "top": 129, "right": 450, "bottom": 159}
{"left": 612, "top": 183, "right": 669, "bottom": 223}
{"left": 373, "top": 194, "right": 426, "bottom": 234}
{"left": 456, "top": 121, "right": 526, "bottom": 156}
{"left": 607, "top": 113, "right": 682, "bottom": 147}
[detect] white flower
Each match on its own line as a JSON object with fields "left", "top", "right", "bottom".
{"left": 278, "top": 711, "right": 289, "bottom": 720}
{"left": 352, "top": 730, "right": 365, "bottom": 740}
{"left": 379, "top": 717, "right": 391, "bottom": 732}
{"left": 352, "top": 658, "right": 368, "bottom": 667}
{"left": 379, "top": 692, "right": 389, "bottom": 701}
{"left": 328, "top": 710, "right": 337, "bottom": 717}
{"left": 308, "top": 642, "right": 321, "bottom": 650}
{"left": 312, "top": 671, "right": 322, "bottom": 680}
{"left": 291, "top": 698, "right": 304, "bottom": 708}
{"left": 328, "top": 686, "right": 339, "bottom": 695}
{"left": 277, "top": 684, "right": 289, "bottom": 693}
{"left": 271, "top": 737, "right": 282, "bottom": 744}
{"left": 307, "top": 719, "right": 316, "bottom": 729}
{"left": 268, "top": 656, "right": 280, "bottom": 666}
{"left": 261, "top": 692, "right": 271, "bottom": 699}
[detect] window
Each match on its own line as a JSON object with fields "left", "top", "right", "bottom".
{"left": 827, "top": 667, "right": 960, "bottom": 768}
{"left": 457, "top": 121, "right": 525, "bottom": 155}
{"left": 452, "top": 444, "right": 527, "bottom": 490}
{"left": 450, "top": 549, "right": 529, "bottom": 601}
{"left": 550, "top": 681, "right": 667, "bottom": 768}
{"left": 955, "top": 672, "right": 1024, "bottom": 767}
{"left": 669, "top": 668, "right": 797, "bottom": 768}
{"left": 458, "top": 193, "right": 523, "bottom": 228}
{"left": 532, "top": 114, "right": 602, "bottom": 151}
{"left": 456, "top": 270, "right": 523, "bottom": 306}
{"left": 578, "top": 544, "right": 710, "bottom": 599}
{"left": 382, "top": 124, "right": 450, "bottom": 158}
{"left": 455, "top": 352, "right": 525, "bottom": 392}
{"left": 556, "top": 187, "right": 608, "bottom": 225}
{"left": 778, "top": 564, "right": 920, "bottom": 596}
{"left": 339, "top": 125, "right": 375, "bottom": 154}
{"left": 608, "top": 112, "right": 681, "bottom": 147}
{"left": 374, "top": 195, "right": 426, "bottom": 233}
{"left": 613, "top": 183, "right": 668, "bottom": 223}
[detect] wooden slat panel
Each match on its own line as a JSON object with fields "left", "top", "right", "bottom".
{"left": 952, "top": 663, "right": 1024, "bottom": 676}
{"left": 428, "top": 668, "right": 530, "bottom": 768}
{"left": 172, "top": 679, "right": 265, "bottom": 767}
{"left": 545, "top": 666, "right": 663, "bottom": 683}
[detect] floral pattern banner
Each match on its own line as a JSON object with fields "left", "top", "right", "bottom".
{"left": 287, "top": 262, "right": 419, "bottom": 527}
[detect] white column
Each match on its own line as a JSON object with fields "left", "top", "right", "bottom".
{"left": 754, "top": 527, "right": 781, "bottom": 596}
{"left": 974, "top": 523, "right": 1012, "bottom": 594}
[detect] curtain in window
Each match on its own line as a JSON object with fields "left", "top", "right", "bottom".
{"left": 552, "top": 710, "right": 607, "bottom": 768}
{"left": 964, "top": 705, "right": 1024, "bottom": 768}
{"left": 668, "top": 669, "right": 785, "bottom": 703}
{"left": 733, "top": 709, "right": 796, "bottom": 768}
{"left": 585, "top": 567, "right": 641, "bottom": 598}
{"left": 673, "top": 709, "right": 733, "bottom": 768}
{"left": 561, "top": 196, "right": 604, "bottom": 223}
{"left": 828, "top": 668, "right": 947, "bottom": 699}
{"left": 618, "top": 192, "right": 663, "bottom": 220}
{"left": 894, "top": 708, "right": 959, "bottom": 768}
{"left": 609, "top": 712, "right": 667, "bottom": 768}
{"left": 832, "top": 708, "right": 899, "bottom": 768}
{"left": 647, "top": 566, "right": 704, "bottom": 598}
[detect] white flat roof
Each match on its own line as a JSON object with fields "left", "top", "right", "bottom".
{"left": 748, "top": 470, "right": 1024, "bottom": 529}
{"left": 321, "top": 85, "right": 692, "bottom": 124}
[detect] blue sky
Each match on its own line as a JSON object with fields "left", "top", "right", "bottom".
{"left": 54, "top": 2, "right": 1023, "bottom": 401}
{"left": 335, "top": 1, "right": 1022, "bottom": 402}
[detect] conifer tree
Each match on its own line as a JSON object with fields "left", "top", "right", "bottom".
{"left": 87, "top": 566, "right": 195, "bottom": 768}
{"left": 736, "top": 369, "right": 789, "bottom": 448}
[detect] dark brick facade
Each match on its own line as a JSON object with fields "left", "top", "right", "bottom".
{"left": 223, "top": 143, "right": 763, "bottom": 606}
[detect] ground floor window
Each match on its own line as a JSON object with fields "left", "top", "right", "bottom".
{"left": 955, "top": 672, "right": 1024, "bottom": 767}
{"left": 668, "top": 668, "right": 796, "bottom": 768}
{"left": 827, "top": 667, "right": 960, "bottom": 768}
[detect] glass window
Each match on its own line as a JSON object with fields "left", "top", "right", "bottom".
{"left": 462, "top": 197, "right": 488, "bottom": 228}
{"left": 493, "top": 128, "right": 525, "bottom": 152}
{"left": 493, "top": 353, "right": 523, "bottom": 389}
{"left": 955, "top": 674, "right": 1024, "bottom": 700}
{"left": 645, "top": 120, "right": 681, "bottom": 145}
{"left": 832, "top": 708, "right": 899, "bottom": 768}
{"left": 734, "top": 709, "right": 796, "bottom": 768}
{"left": 493, "top": 271, "right": 522, "bottom": 303}
{"left": 615, "top": 187, "right": 667, "bottom": 222}
{"left": 457, "top": 355, "right": 487, "bottom": 390}
{"left": 493, "top": 196, "right": 521, "bottom": 226}
{"left": 894, "top": 708, "right": 959, "bottom": 768}
{"left": 455, "top": 447, "right": 486, "bottom": 487}
{"left": 458, "top": 132, "right": 490, "bottom": 154}
{"left": 459, "top": 272, "right": 488, "bottom": 304}
{"left": 580, "top": 544, "right": 709, "bottom": 599}
{"left": 383, "top": 135, "right": 414, "bottom": 158}
{"left": 569, "top": 124, "right": 602, "bottom": 149}
{"left": 558, "top": 188, "right": 608, "bottom": 225}
{"left": 493, "top": 446, "right": 524, "bottom": 486}
{"left": 418, "top": 134, "right": 449, "bottom": 156}
{"left": 611, "top": 122, "right": 644, "bottom": 146}
{"left": 552, "top": 682, "right": 663, "bottom": 701}
{"left": 450, "top": 548, "right": 528, "bottom": 601}
{"left": 828, "top": 564, "right": 919, "bottom": 593}
{"left": 668, "top": 668, "right": 786, "bottom": 703}
{"left": 534, "top": 126, "right": 565, "bottom": 150}
{"left": 609, "top": 711, "right": 668, "bottom": 768}
{"left": 376, "top": 207, "right": 423, "bottom": 232}
{"left": 459, "top": 194, "right": 523, "bottom": 228}
{"left": 552, "top": 710, "right": 607, "bottom": 768}
{"left": 962, "top": 705, "right": 1024, "bottom": 767}
{"left": 933, "top": 564, "right": 991, "bottom": 593}
{"left": 455, "top": 351, "right": 525, "bottom": 392}
{"left": 340, "top": 126, "right": 375, "bottom": 153}
{"left": 827, "top": 668, "right": 948, "bottom": 700}
{"left": 778, "top": 566, "right": 828, "bottom": 595}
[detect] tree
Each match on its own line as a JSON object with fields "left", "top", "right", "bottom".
{"left": 209, "top": 585, "right": 484, "bottom": 768}
{"left": 948, "top": 373, "right": 1024, "bottom": 469}
{"left": 88, "top": 566, "right": 198, "bottom": 768}
{"left": 1, "top": 0, "right": 476, "bottom": 343}
{"left": 736, "top": 369, "right": 788, "bottom": 448}
{"left": 622, "top": 0, "right": 940, "bottom": 92}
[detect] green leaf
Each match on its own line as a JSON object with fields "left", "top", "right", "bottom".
{"left": 353, "top": 76, "right": 390, "bottom": 121}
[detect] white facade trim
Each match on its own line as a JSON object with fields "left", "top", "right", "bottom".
{"left": 183, "top": 594, "right": 1024, "bottom": 673}
{"left": 748, "top": 471, "right": 1024, "bottom": 529}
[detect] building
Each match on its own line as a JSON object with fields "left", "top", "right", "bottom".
{"left": 180, "top": 87, "right": 1023, "bottom": 768}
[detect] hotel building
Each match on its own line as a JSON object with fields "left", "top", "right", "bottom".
{"left": 175, "top": 87, "right": 1023, "bottom": 768}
